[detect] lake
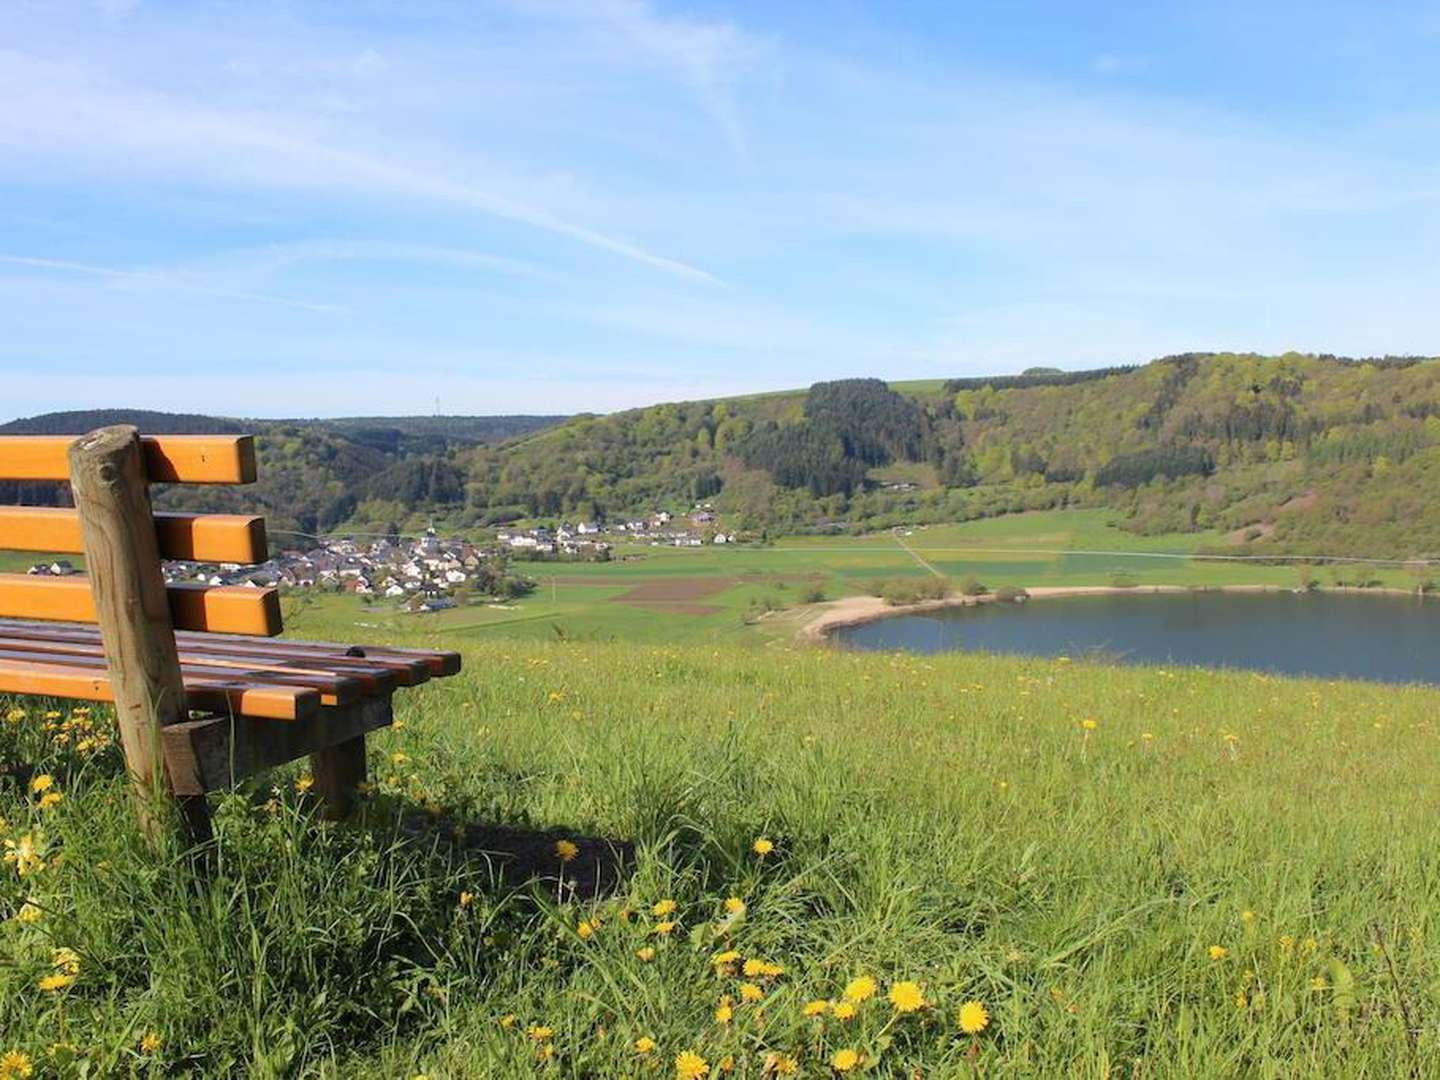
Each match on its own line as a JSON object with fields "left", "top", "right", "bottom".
{"left": 834, "top": 591, "right": 1440, "bottom": 685}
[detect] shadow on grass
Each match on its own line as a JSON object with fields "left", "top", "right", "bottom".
{"left": 383, "top": 806, "right": 636, "bottom": 902}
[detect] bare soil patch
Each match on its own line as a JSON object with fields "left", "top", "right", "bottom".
{"left": 610, "top": 576, "right": 736, "bottom": 614}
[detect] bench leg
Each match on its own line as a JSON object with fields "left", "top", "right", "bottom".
{"left": 310, "top": 734, "right": 367, "bottom": 820}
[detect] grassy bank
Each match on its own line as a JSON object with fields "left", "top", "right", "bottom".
{"left": 4, "top": 639, "right": 1440, "bottom": 1076}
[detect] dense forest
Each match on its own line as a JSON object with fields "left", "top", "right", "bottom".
{"left": 0, "top": 411, "right": 562, "bottom": 543}
{"left": 8, "top": 353, "right": 1440, "bottom": 559}
{"left": 454, "top": 353, "right": 1440, "bottom": 559}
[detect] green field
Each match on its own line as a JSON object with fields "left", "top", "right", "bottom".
{"left": 288, "top": 510, "right": 1416, "bottom": 646}
{"left": 4, "top": 638, "right": 1440, "bottom": 1076}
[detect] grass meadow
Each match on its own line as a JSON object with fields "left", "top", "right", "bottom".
{"left": 4, "top": 635, "right": 1440, "bottom": 1076}
{"left": 284, "top": 510, "right": 1422, "bottom": 648}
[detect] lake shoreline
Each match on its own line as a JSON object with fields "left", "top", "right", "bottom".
{"left": 794, "top": 584, "right": 1426, "bottom": 645}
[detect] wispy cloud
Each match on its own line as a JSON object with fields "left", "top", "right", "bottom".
{"left": 0, "top": 48, "right": 721, "bottom": 283}
{"left": 0, "top": 253, "right": 343, "bottom": 313}
{"left": 510, "top": 0, "right": 762, "bottom": 166}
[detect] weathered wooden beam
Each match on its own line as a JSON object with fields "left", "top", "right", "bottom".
{"left": 162, "top": 696, "right": 393, "bottom": 796}
{"left": 0, "top": 507, "right": 268, "bottom": 563}
{"left": 0, "top": 434, "right": 257, "bottom": 484}
{"left": 67, "top": 426, "right": 192, "bottom": 839}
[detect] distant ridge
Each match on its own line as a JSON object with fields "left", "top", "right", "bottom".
{"left": 0, "top": 409, "right": 567, "bottom": 444}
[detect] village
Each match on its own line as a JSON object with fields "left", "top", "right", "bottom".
{"left": 23, "top": 504, "right": 739, "bottom": 615}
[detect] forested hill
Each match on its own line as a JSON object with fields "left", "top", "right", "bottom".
{"left": 9, "top": 354, "right": 1440, "bottom": 559}
{"left": 0, "top": 410, "right": 564, "bottom": 543}
{"left": 457, "top": 353, "right": 1440, "bottom": 559}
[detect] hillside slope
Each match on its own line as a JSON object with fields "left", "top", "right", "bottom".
{"left": 0, "top": 410, "right": 565, "bottom": 542}
{"left": 461, "top": 353, "right": 1440, "bottom": 558}
{"left": 4, "top": 639, "right": 1440, "bottom": 1073}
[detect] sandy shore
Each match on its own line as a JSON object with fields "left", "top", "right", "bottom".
{"left": 791, "top": 583, "right": 1421, "bottom": 644}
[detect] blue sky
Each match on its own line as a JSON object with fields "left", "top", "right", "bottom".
{"left": 2, "top": 1, "right": 1439, "bottom": 419}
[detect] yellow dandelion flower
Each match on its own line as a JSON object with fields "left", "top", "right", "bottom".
{"left": 577, "top": 919, "right": 596, "bottom": 939}
{"left": 1241, "top": 910, "right": 1256, "bottom": 925}
{"left": 715, "top": 1002, "right": 733, "bottom": 1024}
{"left": 3, "top": 833, "right": 45, "bottom": 877}
{"left": 765, "top": 1053, "right": 799, "bottom": 1075}
{"left": 1208, "top": 945, "right": 1228, "bottom": 961}
{"left": 1310, "top": 976, "right": 1328, "bottom": 990}
{"left": 37, "top": 792, "right": 62, "bottom": 810}
{"left": 1081, "top": 718, "right": 1098, "bottom": 731}
{"left": 390, "top": 751, "right": 409, "bottom": 765}
{"left": 752, "top": 838, "right": 774, "bottom": 856}
{"left": 29, "top": 774, "right": 53, "bottom": 794}
{"left": 1235, "top": 990, "right": 1248, "bottom": 1009}
{"left": 139, "top": 1033, "right": 162, "bottom": 1054}
{"left": 294, "top": 775, "right": 314, "bottom": 793}
{"left": 499, "top": 1014, "right": 516, "bottom": 1029}
{"left": 636, "top": 946, "right": 656, "bottom": 962}
{"left": 831, "top": 1047, "right": 860, "bottom": 1072}
{"left": 459, "top": 891, "right": 474, "bottom": 908}
{"left": 831, "top": 1001, "right": 857, "bottom": 1021}
{"left": 675, "top": 1050, "right": 710, "bottom": 1080}
{"left": 740, "top": 982, "right": 764, "bottom": 1002}
{"left": 635, "top": 1036, "right": 657, "bottom": 1055}
{"left": 724, "top": 897, "right": 747, "bottom": 915}
{"left": 803, "top": 999, "right": 829, "bottom": 1017}
{"left": 0, "top": 1051, "right": 34, "bottom": 1080}
{"left": 957, "top": 1000, "right": 990, "bottom": 1034}
{"left": 38, "top": 973, "right": 74, "bottom": 992}
{"left": 15, "top": 901, "right": 42, "bottom": 924}
{"left": 888, "top": 980, "right": 926, "bottom": 1013}
{"left": 653, "top": 898, "right": 677, "bottom": 916}
{"left": 654, "top": 920, "right": 677, "bottom": 936}
{"left": 554, "top": 839, "right": 579, "bottom": 862}
{"left": 1278, "top": 934, "right": 1295, "bottom": 953}
{"left": 718, "top": 1055, "right": 735, "bottom": 1073}
{"left": 842, "top": 975, "right": 876, "bottom": 1002}
{"left": 52, "top": 948, "right": 80, "bottom": 975}
{"left": 525, "top": 1025, "right": 554, "bottom": 1041}
{"left": 713, "top": 949, "right": 741, "bottom": 966}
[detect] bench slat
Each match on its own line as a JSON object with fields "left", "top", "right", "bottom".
{"left": 0, "top": 435, "right": 257, "bottom": 484}
{"left": 0, "top": 619, "right": 442, "bottom": 685}
{"left": 0, "top": 655, "right": 318, "bottom": 721}
{"left": 0, "top": 508, "right": 268, "bottom": 564}
{"left": 0, "top": 642, "right": 364, "bottom": 708}
{"left": 198, "top": 630, "right": 463, "bottom": 677}
{"left": 0, "top": 574, "right": 282, "bottom": 635}
{"left": 0, "top": 631, "right": 394, "bottom": 698}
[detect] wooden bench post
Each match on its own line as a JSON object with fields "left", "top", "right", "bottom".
{"left": 68, "top": 425, "right": 209, "bottom": 842}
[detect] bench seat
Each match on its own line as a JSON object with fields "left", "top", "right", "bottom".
{"left": 0, "top": 618, "right": 459, "bottom": 721}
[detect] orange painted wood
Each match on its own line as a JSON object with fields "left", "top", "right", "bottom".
{"left": 0, "top": 642, "right": 361, "bottom": 708}
{"left": 0, "top": 656, "right": 318, "bottom": 720}
{"left": 0, "top": 434, "right": 257, "bottom": 484}
{"left": 0, "top": 574, "right": 282, "bottom": 635}
{"left": 0, "top": 507, "right": 267, "bottom": 563}
{"left": 0, "top": 632, "right": 391, "bottom": 700}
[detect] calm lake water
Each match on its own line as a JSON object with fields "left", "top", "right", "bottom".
{"left": 835, "top": 591, "right": 1440, "bottom": 685}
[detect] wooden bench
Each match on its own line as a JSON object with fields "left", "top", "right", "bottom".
{"left": 0, "top": 426, "right": 459, "bottom": 838}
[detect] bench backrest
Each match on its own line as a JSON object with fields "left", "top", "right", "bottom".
{"left": 0, "top": 433, "right": 281, "bottom": 636}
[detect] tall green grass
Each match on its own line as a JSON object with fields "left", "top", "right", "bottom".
{"left": 3, "top": 643, "right": 1439, "bottom": 1076}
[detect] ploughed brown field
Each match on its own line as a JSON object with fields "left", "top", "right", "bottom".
{"left": 609, "top": 576, "right": 737, "bottom": 615}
